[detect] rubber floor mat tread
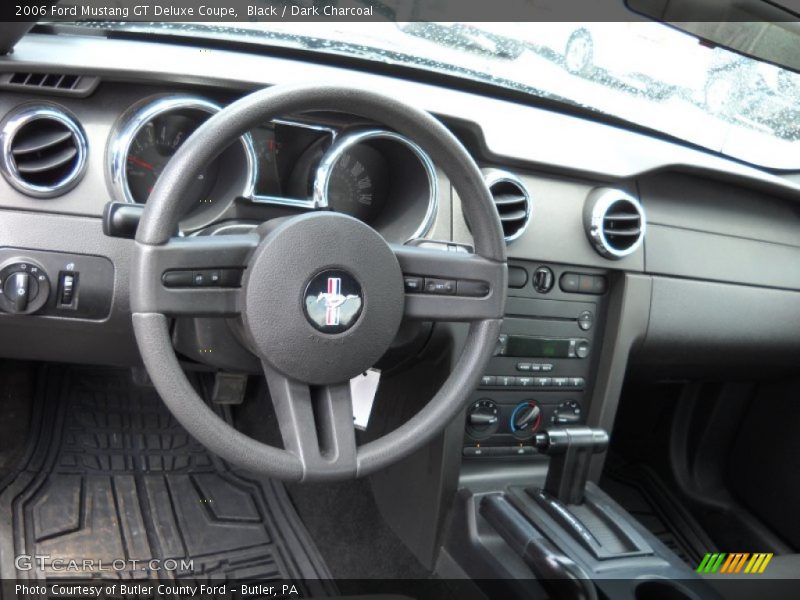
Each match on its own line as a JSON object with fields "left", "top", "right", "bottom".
{"left": 0, "top": 366, "right": 334, "bottom": 593}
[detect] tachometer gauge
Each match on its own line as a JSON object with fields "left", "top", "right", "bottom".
{"left": 325, "top": 143, "right": 388, "bottom": 222}
{"left": 125, "top": 113, "right": 220, "bottom": 204}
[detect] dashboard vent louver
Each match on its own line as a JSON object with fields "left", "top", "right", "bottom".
{"left": 1, "top": 106, "right": 88, "bottom": 198}
{"left": 584, "top": 189, "right": 646, "bottom": 259}
{"left": 484, "top": 169, "right": 532, "bottom": 242}
{"left": 0, "top": 72, "right": 99, "bottom": 96}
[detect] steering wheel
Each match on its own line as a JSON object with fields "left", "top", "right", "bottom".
{"left": 131, "top": 84, "right": 507, "bottom": 482}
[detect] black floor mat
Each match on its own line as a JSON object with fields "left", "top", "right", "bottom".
{"left": 601, "top": 461, "right": 717, "bottom": 567}
{"left": 0, "top": 366, "right": 334, "bottom": 593}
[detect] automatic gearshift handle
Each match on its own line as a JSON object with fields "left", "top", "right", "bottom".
{"left": 534, "top": 427, "right": 609, "bottom": 505}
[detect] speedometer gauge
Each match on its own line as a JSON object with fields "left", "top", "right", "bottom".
{"left": 125, "top": 113, "right": 220, "bottom": 204}
{"left": 314, "top": 129, "right": 438, "bottom": 242}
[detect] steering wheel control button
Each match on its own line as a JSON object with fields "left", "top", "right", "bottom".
{"left": 162, "top": 269, "right": 242, "bottom": 288}
{"left": 403, "top": 276, "right": 423, "bottom": 292}
{"left": 457, "top": 279, "right": 490, "bottom": 297}
{"left": 303, "top": 269, "right": 363, "bottom": 334}
{"left": 162, "top": 271, "right": 193, "bottom": 287}
{"left": 423, "top": 277, "right": 456, "bottom": 294}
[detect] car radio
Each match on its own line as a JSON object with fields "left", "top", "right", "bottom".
{"left": 494, "top": 334, "right": 590, "bottom": 359}
{"left": 463, "top": 261, "right": 609, "bottom": 458}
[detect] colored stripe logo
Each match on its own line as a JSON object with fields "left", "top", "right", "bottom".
{"left": 325, "top": 277, "right": 341, "bottom": 326}
{"left": 697, "top": 553, "right": 773, "bottom": 574}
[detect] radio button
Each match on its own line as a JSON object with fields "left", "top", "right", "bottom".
{"left": 516, "top": 362, "right": 532, "bottom": 372}
{"left": 534, "top": 377, "right": 551, "bottom": 387}
{"left": 576, "top": 341, "right": 590, "bottom": 359}
{"left": 571, "top": 377, "right": 585, "bottom": 388}
{"left": 553, "top": 377, "right": 569, "bottom": 387}
{"left": 541, "top": 363, "right": 553, "bottom": 372}
{"left": 497, "top": 375, "right": 516, "bottom": 387}
{"left": 480, "top": 375, "right": 496, "bottom": 387}
{"left": 517, "top": 376, "right": 535, "bottom": 387}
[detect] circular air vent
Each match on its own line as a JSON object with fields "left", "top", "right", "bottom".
{"left": 584, "top": 189, "right": 646, "bottom": 259}
{"left": 0, "top": 105, "right": 87, "bottom": 198}
{"left": 484, "top": 169, "right": 532, "bottom": 242}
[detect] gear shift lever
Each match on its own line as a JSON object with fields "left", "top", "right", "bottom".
{"left": 533, "top": 427, "right": 609, "bottom": 505}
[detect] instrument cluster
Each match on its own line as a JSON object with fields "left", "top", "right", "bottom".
{"left": 107, "top": 95, "right": 438, "bottom": 242}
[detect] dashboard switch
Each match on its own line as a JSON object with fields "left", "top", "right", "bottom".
{"left": 58, "top": 272, "right": 77, "bottom": 307}
{"left": 508, "top": 266, "right": 528, "bottom": 288}
{"left": 0, "top": 261, "right": 50, "bottom": 315}
{"left": 560, "top": 272, "right": 580, "bottom": 293}
{"left": 532, "top": 266, "right": 555, "bottom": 293}
{"left": 4, "top": 272, "right": 33, "bottom": 312}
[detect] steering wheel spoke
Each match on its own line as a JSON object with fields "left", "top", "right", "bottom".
{"left": 392, "top": 244, "right": 507, "bottom": 321}
{"left": 132, "top": 233, "right": 259, "bottom": 316}
{"left": 263, "top": 363, "right": 357, "bottom": 480}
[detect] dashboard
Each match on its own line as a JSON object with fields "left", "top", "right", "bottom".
{"left": 0, "top": 87, "right": 438, "bottom": 241}
{"left": 1, "top": 32, "right": 800, "bottom": 459}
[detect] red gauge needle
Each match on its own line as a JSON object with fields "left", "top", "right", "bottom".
{"left": 128, "top": 155, "right": 154, "bottom": 171}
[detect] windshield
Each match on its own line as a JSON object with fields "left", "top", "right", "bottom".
{"left": 65, "top": 21, "right": 800, "bottom": 169}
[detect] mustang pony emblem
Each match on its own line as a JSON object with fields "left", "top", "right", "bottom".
{"left": 316, "top": 277, "right": 360, "bottom": 326}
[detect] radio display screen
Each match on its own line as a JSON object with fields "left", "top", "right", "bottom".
{"left": 505, "top": 336, "right": 571, "bottom": 358}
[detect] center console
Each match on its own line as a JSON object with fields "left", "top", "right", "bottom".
{"left": 463, "top": 260, "right": 608, "bottom": 458}
{"left": 446, "top": 424, "right": 721, "bottom": 600}
{"left": 445, "top": 260, "right": 720, "bottom": 600}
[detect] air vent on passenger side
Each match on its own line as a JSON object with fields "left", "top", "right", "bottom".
{"left": 484, "top": 169, "right": 532, "bottom": 242}
{"left": 0, "top": 72, "right": 99, "bottom": 97}
{"left": 584, "top": 188, "right": 646, "bottom": 259}
{"left": 0, "top": 106, "right": 88, "bottom": 198}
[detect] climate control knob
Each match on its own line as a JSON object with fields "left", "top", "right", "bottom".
{"left": 511, "top": 400, "right": 542, "bottom": 438}
{"left": 0, "top": 260, "right": 50, "bottom": 315}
